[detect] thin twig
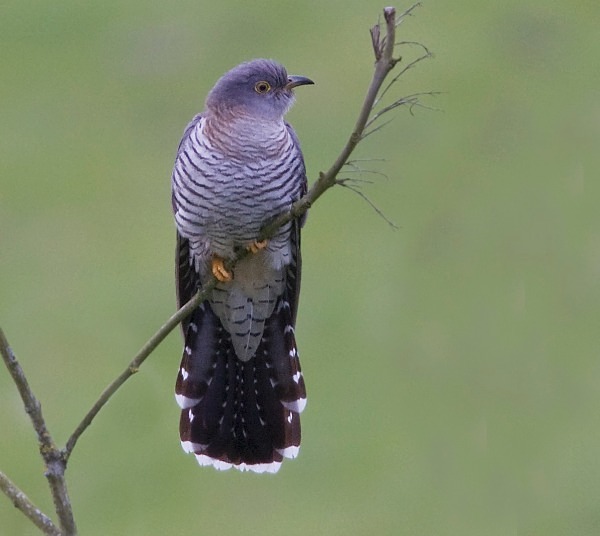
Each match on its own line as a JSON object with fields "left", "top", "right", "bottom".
{"left": 344, "top": 161, "right": 389, "bottom": 180}
{"left": 395, "top": 2, "right": 423, "bottom": 27}
{"left": 373, "top": 48, "right": 433, "bottom": 111}
{"left": 364, "top": 92, "right": 440, "bottom": 139}
{"left": 345, "top": 157, "right": 386, "bottom": 163}
{"left": 362, "top": 116, "right": 398, "bottom": 140}
{"left": 336, "top": 179, "right": 399, "bottom": 229}
{"left": 340, "top": 176, "right": 375, "bottom": 185}
{"left": 0, "top": 471, "right": 61, "bottom": 536}
{"left": 0, "top": 327, "right": 77, "bottom": 535}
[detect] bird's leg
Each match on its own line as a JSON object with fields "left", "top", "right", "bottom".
{"left": 211, "top": 255, "right": 233, "bottom": 282}
{"left": 246, "top": 239, "right": 269, "bottom": 254}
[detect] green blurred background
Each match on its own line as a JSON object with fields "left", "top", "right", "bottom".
{"left": 1, "top": 1, "right": 599, "bottom": 534}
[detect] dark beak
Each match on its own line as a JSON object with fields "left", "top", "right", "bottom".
{"left": 285, "top": 75, "right": 314, "bottom": 90}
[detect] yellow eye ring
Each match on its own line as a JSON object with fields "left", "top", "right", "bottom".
{"left": 254, "top": 81, "right": 271, "bottom": 94}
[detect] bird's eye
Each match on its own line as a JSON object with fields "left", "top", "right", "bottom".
{"left": 254, "top": 81, "right": 271, "bottom": 94}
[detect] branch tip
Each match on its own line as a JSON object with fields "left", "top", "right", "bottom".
{"left": 383, "top": 6, "right": 396, "bottom": 23}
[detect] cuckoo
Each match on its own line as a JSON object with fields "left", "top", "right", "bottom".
{"left": 171, "top": 59, "right": 313, "bottom": 473}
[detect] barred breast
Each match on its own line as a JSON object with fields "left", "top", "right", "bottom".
{"left": 172, "top": 113, "right": 304, "bottom": 259}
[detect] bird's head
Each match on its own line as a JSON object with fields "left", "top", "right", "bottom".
{"left": 205, "top": 59, "right": 314, "bottom": 121}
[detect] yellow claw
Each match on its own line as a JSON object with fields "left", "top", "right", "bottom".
{"left": 211, "top": 255, "right": 233, "bottom": 282}
{"left": 247, "top": 239, "right": 268, "bottom": 254}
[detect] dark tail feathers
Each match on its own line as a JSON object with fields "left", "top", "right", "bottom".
{"left": 175, "top": 297, "right": 306, "bottom": 473}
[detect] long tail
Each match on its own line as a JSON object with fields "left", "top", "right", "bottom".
{"left": 175, "top": 297, "right": 306, "bottom": 473}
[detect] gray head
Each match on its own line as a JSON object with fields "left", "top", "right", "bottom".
{"left": 205, "top": 59, "right": 313, "bottom": 121}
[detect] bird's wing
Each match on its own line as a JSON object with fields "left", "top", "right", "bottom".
{"left": 284, "top": 122, "right": 308, "bottom": 325}
{"left": 171, "top": 113, "right": 203, "bottom": 214}
{"left": 173, "top": 113, "right": 205, "bottom": 333}
{"left": 175, "top": 232, "right": 200, "bottom": 334}
{"left": 286, "top": 219, "right": 302, "bottom": 326}
{"left": 177, "top": 113, "right": 203, "bottom": 154}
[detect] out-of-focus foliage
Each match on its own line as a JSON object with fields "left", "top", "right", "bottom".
{"left": 1, "top": 1, "right": 599, "bottom": 534}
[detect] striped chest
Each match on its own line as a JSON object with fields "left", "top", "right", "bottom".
{"left": 172, "top": 115, "right": 304, "bottom": 246}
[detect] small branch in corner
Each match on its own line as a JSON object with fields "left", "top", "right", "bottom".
{"left": 0, "top": 471, "right": 61, "bottom": 536}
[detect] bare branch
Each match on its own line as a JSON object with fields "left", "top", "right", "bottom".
{"left": 336, "top": 179, "right": 399, "bottom": 229}
{"left": 374, "top": 50, "right": 434, "bottom": 109}
{"left": 0, "top": 328, "right": 51, "bottom": 454}
{"left": 0, "top": 471, "right": 60, "bottom": 536}
{"left": 0, "top": 327, "right": 77, "bottom": 535}
{"left": 395, "top": 2, "right": 422, "bottom": 24}
{"left": 343, "top": 161, "right": 389, "bottom": 182}
{"left": 370, "top": 18, "right": 382, "bottom": 60}
{"left": 344, "top": 157, "right": 386, "bottom": 164}
{"left": 366, "top": 91, "right": 440, "bottom": 137}
{"left": 362, "top": 116, "right": 398, "bottom": 140}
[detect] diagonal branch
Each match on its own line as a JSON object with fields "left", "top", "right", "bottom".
{"left": 0, "top": 471, "right": 60, "bottom": 536}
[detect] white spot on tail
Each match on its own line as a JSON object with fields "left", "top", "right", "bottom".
{"left": 188, "top": 409, "right": 195, "bottom": 423}
{"left": 289, "top": 348, "right": 297, "bottom": 358}
{"left": 195, "top": 455, "right": 232, "bottom": 471}
{"left": 284, "top": 325, "right": 295, "bottom": 335}
{"left": 189, "top": 322, "right": 198, "bottom": 333}
{"left": 292, "top": 371, "right": 302, "bottom": 384}
{"left": 175, "top": 393, "right": 201, "bottom": 409}
{"left": 191, "top": 455, "right": 281, "bottom": 474}
{"left": 283, "top": 397, "right": 307, "bottom": 414}
{"left": 238, "top": 461, "right": 282, "bottom": 473}
{"left": 185, "top": 346, "right": 192, "bottom": 356}
{"left": 276, "top": 300, "right": 290, "bottom": 313}
{"left": 180, "top": 367, "right": 189, "bottom": 381}
{"left": 183, "top": 442, "right": 285, "bottom": 473}
{"left": 180, "top": 440, "right": 208, "bottom": 453}
{"left": 277, "top": 445, "right": 300, "bottom": 459}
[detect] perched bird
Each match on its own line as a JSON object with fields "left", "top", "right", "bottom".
{"left": 171, "top": 59, "right": 313, "bottom": 473}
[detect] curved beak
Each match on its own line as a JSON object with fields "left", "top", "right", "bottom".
{"left": 285, "top": 75, "right": 314, "bottom": 90}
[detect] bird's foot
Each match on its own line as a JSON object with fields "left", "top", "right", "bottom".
{"left": 211, "top": 255, "right": 233, "bottom": 282}
{"left": 246, "top": 239, "right": 268, "bottom": 254}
